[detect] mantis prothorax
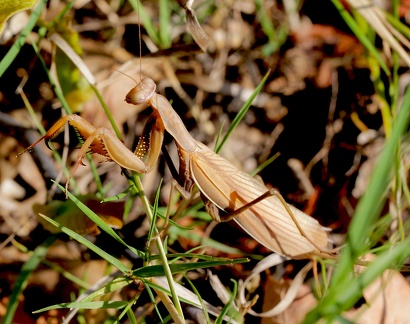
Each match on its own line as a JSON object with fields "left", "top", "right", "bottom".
{"left": 19, "top": 77, "right": 330, "bottom": 259}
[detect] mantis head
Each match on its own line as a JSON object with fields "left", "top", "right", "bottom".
{"left": 125, "top": 77, "right": 156, "bottom": 105}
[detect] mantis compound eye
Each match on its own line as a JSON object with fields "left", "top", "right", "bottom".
{"left": 125, "top": 77, "right": 156, "bottom": 105}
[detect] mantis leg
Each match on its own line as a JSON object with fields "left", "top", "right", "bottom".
{"left": 133, "top": 111, "right": 165, "bottom": 173}
{"left": 18, "top": 114, "right": 98, "bottom": 155}
{"left": 19, "top": 113, "right": 167, "bottom": 197}
{"left": 65, "top": 112, "right": 166, "bottom": 194}
{"left": 204, "top": 189, "right": 331, "bottom": 255}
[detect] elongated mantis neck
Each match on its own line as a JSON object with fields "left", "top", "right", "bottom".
{"left": 154, "top": 94, "right": 197, "bottom": 153}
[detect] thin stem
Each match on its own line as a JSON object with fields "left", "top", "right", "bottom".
{"left": 131, "top": 173, "right": 185, "bottom": 321}
{"left": 90, "top": 84, "right": 123, "bottom": 141}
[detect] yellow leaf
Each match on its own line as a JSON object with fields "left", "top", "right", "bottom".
{"left": 0, "top": 0, "right": 38, "bottom": 34}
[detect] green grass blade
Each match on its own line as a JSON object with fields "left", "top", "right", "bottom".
{"left": 90, "top": 83, "right": 123, "bottom": 140}
{"left": 250, "top": 152, "right": 280, "bottom": 177}
{"left": 30, "top": 39, "right": 73, "bottom": 114}
{"left": 42, "top": 259, "right": 90, "bottom": 289}
{"left": 143, "top": 279, "right": 207, "bottom": 312}
{"left": 79, "top": 276, "right": 133, "bottom": 303}
{"left": 215, "top": 279, "right": 238, "bottom": 324}
{"left": 128, "top": 0, "right": 161, "bottom": 46}
{"left": 348, "top": 94, "right": 410, "bottom": 256}
{"left": 184, "top": 274, "right": 211, "bottom": 323}
{"left": 101, "top": 187, "right": 132, "bottom": 202}
{"left": 385, "top": 10, "right": 410, "bottom": 39}
{"left": 54, "top": 0, "right": 76, "bottom": 22}
{"left": 115, "top": 292, "right": 141, "bottom": 324}
{"left": 330, "top": 0, "right": 389, "bottom": 75}
{"left": 56, "top": 182, "right": 144, "bottom": 259}
{"left": 159, "top": 0, "right": 172, "bottom": 48}
{"left": 0, "top": 0, "right": 47, "bottom": 77}
{"left": 143, "top": 279, "right": 165, "bottom": 321}
{"left": 33, "top": 300, "right": 127, "bottom": 313}
{"left": 149, "top": 253, "right": 248, "bottom": 262}
{"left": 125, "top": 308, "right": 138, "bottom": 324}
{"left": 132, "top": 258, "right": 248, "bottom": 277}
{"left": 3, "top": 235, "right": 57, "bottom": 324}
{"left": 38, "top": 213, "right": 129, "bottom": 273}
{"left": 216, "top": 71, "right": 270, "bottom": 153}
{"left": 169, "top": 224, "right": 256, "bottom": 256}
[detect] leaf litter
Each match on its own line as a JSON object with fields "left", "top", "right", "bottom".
{"left": 1, "top": 0, "right": 410, "bottom": 322}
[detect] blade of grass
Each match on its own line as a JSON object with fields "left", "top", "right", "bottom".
{"left": 54, "top": 0, "right": 76, "bottom": 22}
{"left": 3, "top": 235, "right": 57, "bottom": 324}
{"left": 330, "top": 0, "right": 390, "bottom": 75}
{"left": 146, "top": 278, "right": 240, "bottom": 323}
{"left": 255, "top": 0, "right": 288, "bottom": 56}
{"left": 143, "top": 279, "right": 165, "bottom": 322}
{"left": 159, "top": 0, "right": 172, "bottom": 48}
{"left": 385, "top": 10, "right": 410, "bottom": 39}
{"left": 216, "top": 71, "right": 270, "bottom": 153}
{"left": 215, "top": 280, "right": 239, "bottom": 324}
{"left": 250, "top": 152, "right": 280, "bottom": 177}
{"left": 132, "top": 258, "right": 248, "bottom": 277}
{"left": 183, "top": 274, "right": 211, "bottom": 323}
{"left": 54, "top": 181, "right": 144, "bottom": 259}
{"left": 128, "top": 0, "right": 161, "bottom": 46}
{"left": 38, "top": 213, "right": 129, "bottom": 273}
{"left": 147, "top": 179, "right": 163, "bottom": 244}
{"left": 149, "top": 253, "right": 249, "bottom": 262}
{"left": 42, "top": 259, "right": 91, "bottom": 290}
{"left": 33, "top": 300, "right": 128, "bottom": 313}
{"left": 79, "top": 276, "right": 134, "bottom": 303}
{"left": 114, "top": 289, "right": 143, "bottom": 324}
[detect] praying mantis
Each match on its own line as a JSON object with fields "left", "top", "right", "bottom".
{"left": 20, "top": 77, "right": 330, "bottom": 260}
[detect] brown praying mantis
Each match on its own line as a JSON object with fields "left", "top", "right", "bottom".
{"left": 19, "top": 77, "right": 331, "bottom": 260}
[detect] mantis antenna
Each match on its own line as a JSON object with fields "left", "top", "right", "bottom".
{"left": 111, "top": 69, "right": 138, "bottom": 85}
{"left": 137, "top": 0, "right": 142, "bottom": 81}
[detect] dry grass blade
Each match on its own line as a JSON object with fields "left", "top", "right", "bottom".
{"left": 49, "top": 33, "right": 96, "bottom": 85}
{"left": 177, "top": 0, "right": 209, "bottom": 51}
{"left": 347, "top": 0, "right": 410, "bottom": 67}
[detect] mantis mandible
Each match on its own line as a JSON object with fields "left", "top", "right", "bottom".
{"left": 19, "top": 77, "right": 330, "bottom": 259}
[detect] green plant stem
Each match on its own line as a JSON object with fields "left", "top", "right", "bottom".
{"left": 131, "top": 173, "right": 184, "bottom": 322}
{"left": 90, "top": 84, "right": 123, "bottom": 140}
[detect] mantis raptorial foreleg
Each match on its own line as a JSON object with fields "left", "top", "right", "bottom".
{"left": 19, "top": 111, "right": 165, "bottom": 196}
